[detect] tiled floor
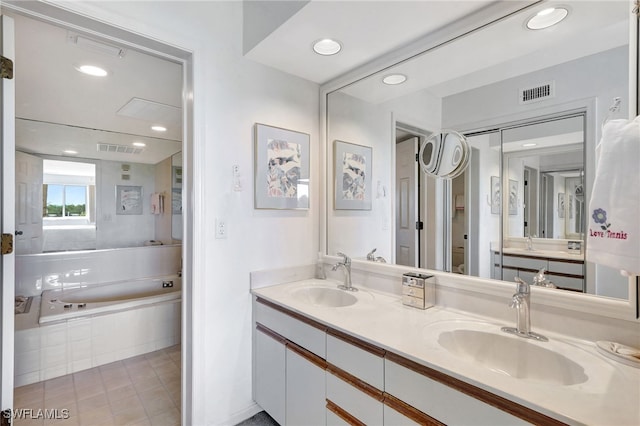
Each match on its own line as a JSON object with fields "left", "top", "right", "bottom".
{"left": 13, "top": 345, "right": 181, "bottom": 426}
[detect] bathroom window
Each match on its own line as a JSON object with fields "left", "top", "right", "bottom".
{"left": 44, "top": 184, "right": 88, "bottom": 217}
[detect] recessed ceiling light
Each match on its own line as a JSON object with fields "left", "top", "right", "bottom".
{"left": 522, "top": 143, "right": 537, "bottom": 147}
{"left": 151, "top": 125, "right": 167, "bottom": 132}
{"left": 312, "top": 39, "right": 342, "bottom": 56}
{"left": 526, "top": 7, "right": 568, "bottom": 30}
{"left": 132, "top": 142, "right": 146, "bottom": 147}
{"left": 63, "top": 150, "right": 78, "bottom": 155}
{"left": 75, "top": 64, "right": 108, "bottom": 77}
{"left": 382, "top": 74, "right": 407, "bottom": 85}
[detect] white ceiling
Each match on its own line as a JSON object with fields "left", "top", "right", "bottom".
{"left": 10, "top": 11, "right": 183, "bottom": 164}
{"left": 244, "top": 0, "right": 496, "bottom": 84}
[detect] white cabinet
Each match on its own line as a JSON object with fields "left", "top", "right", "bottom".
{"left": 286, "top": 345, "right": 326, "bottom": 425}
{"left": 326, "top": 369, "right": 383, "bottom": 425}
{"left": 326, "top": 332, "right": 384, "bottom": 389}
{"left": 255, "top": 326, "right": 286, "bottom": 426}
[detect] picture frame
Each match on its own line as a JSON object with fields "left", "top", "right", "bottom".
{"left": 116, "top": 185, "right": 143, "bottom": 215}
{"left": 508, "top": 179, "right": 518, "bottom": 215}
{"left": 558, "top": 192, "right": 566, "bottom": 218}
{"left": 172, "top": 166, "right": 183, "bottom": 188}
{"left": 172, "top": 188, "right": 182, "bottom": 215}
{"left": 490, "top": 176, "right": 500, "bottom": 215}
{"left": 334, "top": 140, "right": 372, "bottom": 210}
{"left": 254, "top": 123, "right": 310, "bottom": 210}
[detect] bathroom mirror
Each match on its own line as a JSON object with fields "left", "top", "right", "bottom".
{"left": 325, "top": 0, "right": 634, "bottom": 300}
{"left": 15, "top": 119, "right": 182, "bottom": 253}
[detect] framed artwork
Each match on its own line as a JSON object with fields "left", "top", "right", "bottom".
{"left": 490, "top": 176, "right": 500, "bottom": 215}
{"left": 116, "top": 185, "right": 143, "bottom": 215}
{"left": 254, "top": 123, "right": 310, "bottom": 210}
{"left": 508, "top": 179, "right": 518, "bottom": 215}
{"left": 172, "top": 166, "right": 183, "bottom": 188}
{"left": 558, "top": 192, "right": 566, "bottom": 218}
{"left": 334, "top": 140, "right": 372, "bottom": 210}
{"left": 172, "top": 188, "right": 182, "bottom": 215}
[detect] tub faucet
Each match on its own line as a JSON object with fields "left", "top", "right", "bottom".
{"left": 332, "top": 252, "right": 357, "bottom": 292}
{"left": 501, "top": 277, "right": 548, "bottom": 341}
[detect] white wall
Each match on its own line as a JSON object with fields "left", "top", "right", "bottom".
{"left": 46, "top": 2, "right": 321, "bottom": 424}
{"left": 327, "top": 88, "right": 441, "bottom": 263}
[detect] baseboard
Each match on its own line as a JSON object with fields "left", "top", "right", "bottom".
{"left": 225, "top": 402, "right": 262, "bottom": 425}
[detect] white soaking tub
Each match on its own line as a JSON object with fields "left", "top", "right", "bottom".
{"left": 39, "top": 276, "right": 181, "bottom": 324}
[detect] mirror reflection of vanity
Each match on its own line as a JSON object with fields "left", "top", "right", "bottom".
{"left": 324, "top": 1, "right": 635, "bottom": 301}
{"left": 14, "top": 118, "right": 183, "bottom": 254}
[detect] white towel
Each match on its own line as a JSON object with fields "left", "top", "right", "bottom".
{"left": 150, "top": 192, "right": 164, "bottom": 215}
{"left": 586, "top": 116, "right": 640, "bottom": 274}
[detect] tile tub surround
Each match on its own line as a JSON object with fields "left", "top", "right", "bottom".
{"left": 14, "top": 299, "right": 181, "bottom": 387}
{"left": 13, "top": 345, "right": 181, "bottom": 426}
{"left": 252, "top": 279, "right": 640, "bottom": 426}
{"left": 15, "top": 244, "right": 182, "bottom": 297}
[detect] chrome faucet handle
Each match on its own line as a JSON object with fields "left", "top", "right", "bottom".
{"left": 514, "top": 276, "right": 530, "bottom": 294}
{"left": 366, "top": 248, "right": 377, "bottom": 261}
{"left": 337, "top": 252, "right": 351, "bottom": 265}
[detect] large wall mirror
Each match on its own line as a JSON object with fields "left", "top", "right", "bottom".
{"left": 326, "top": 1, "right": 635, "bottom": 301}
{"left": 11, "top": 11, "right": 183, "bottom": 254}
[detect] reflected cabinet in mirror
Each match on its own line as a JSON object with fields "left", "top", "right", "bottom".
{"left": 326, "top": 1, "right": 634, "bottom": 300}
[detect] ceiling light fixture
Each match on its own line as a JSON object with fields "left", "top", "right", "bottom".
{"left": 522, "top": 143, "right": 537, "bottom": 147}
{"left": 382, "top": 74, "right": 407, "bottom": 85}
{"left": 312, "top": 39, "right": 342, "bottom": 56}
{"left": 63, "top": 150, "right": 78, "bottom": 155}
{"left": 526, "top": 7, "right": 568, "bottom": 30}
{"left": 151, "top": 125, "right": 167, "bottom": 132}
{"left": 75, "top": 64, "right": 108, "bottom": 77}
{"left": 132, "top": 142, "right": 146, "bottom": 147}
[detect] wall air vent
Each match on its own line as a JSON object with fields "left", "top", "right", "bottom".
{"left": 519, "top": 81, "right": 555, "bottom": 105}
{"left": 97, "top": 143, "right": 144, "bottom": 155}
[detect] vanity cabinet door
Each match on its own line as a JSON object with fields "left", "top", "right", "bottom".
{"left": 326, "top": 332, "right": 385, "bottom": 389}
{"left": 286, "top": 344, "right": 326, "bottom": 426}
{"left": 254, "top": 326, "right": 286, "bottom": 426}
{"left": 385, "top": 359, "right": 529, "bottom": 426}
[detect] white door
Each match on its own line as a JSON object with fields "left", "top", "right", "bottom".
{"left": 396, "top": 137, "right": 418, "bottom": 267}
{"left": 1, "top": 13, "right": 16, "bottom": 416}
{"left": 15, "top": 151, "right": 42, "bottom": 254}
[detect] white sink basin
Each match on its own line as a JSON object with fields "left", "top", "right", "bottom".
{"left": 438, "top": 328, "right": 588, "bottom": 386}
{"left": 292, "top": 287, "right": 358, "bottom": 307}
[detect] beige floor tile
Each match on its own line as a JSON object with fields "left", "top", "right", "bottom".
{"left": 13, "top": 417, "right": 44, "bottom": 426}
{"left": 112, "top": 404, "right": 147, "bottom": 425}
{"left": 102, "top": 374, "right": 132, "bottom": 391}
{"left": 127, "top": 419, "right": 152, "bottom": 426}
{"left": 142, "top": 396, "right": 176, "bottom": 418}
{"left": 15, "top": 383, "right": 45, "bottom": 407}
{"left": 109, "top": 394, "right": 143, "bottom": 415}
{"left": 44, "top": 386, "right": 76, "bottom": 406}
{"left": 132, "top": 376, "right": 162, "bottom": 394}
{"left": 43, "top": 376, "right": 74, "bottom": 391}
{"left": 74, "top": 381, "right": 106, "bottom": 402}
{"left": 106, "top": 384, "right": 137, "bottom": 405}
{"left": 149, "top": 407, "right": 180, "bottom": 426}
{"left": 77, "top": 404, "right": 112, "bottom": 424}
{"left": 76, "top": 393, "right": 109, "bottom": 415}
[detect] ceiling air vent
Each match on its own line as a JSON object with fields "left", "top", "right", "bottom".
{"left": 97, "top": 143, "right": 144, "bottom": 155}
{"left": 519, "top": 81, "right": 555, "bottom": 105}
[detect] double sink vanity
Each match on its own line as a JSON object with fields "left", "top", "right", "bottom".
{"left": 251, "top": 259, "right": 640, "bottom": 426}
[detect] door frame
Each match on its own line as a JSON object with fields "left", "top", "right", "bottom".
{"left": 0, "top": 3, "right": 194, "bottom": 423}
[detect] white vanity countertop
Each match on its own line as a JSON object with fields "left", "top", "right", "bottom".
{"left": 502, "top": 247, "right": 584, "bottom": 261}
{"left": 252, "top": 279, "right": 640, "bottom": 426}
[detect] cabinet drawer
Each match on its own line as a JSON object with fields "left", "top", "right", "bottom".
{"left": 326, "top": 407, "right": 351, "bottom": 426}
{"left": 326, "top": 333, "right": 384, "bottom": 389}
{"left": 254, "top": 298, "right": 326, "bottom": 358}
{"left": 502, "top": 255, "right": 547, "bottom": 270}
{"left": 402, "top": 285, "right": 424, "bottom": 298}
{"left": 326, "top": 368, "right": 384, "bottom": 425}
{"left": 548, "top": 260, "right": 583, "bottom": 276}
{"left": 384, "top": 404, "right": 420, "bottom": 426}
{"left": 547, "top": 274, "right": 584, "bottom": 291}
{"left": 385, "top": 358, "right": 529, "bottom": 425}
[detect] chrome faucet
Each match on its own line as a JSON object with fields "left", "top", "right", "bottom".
{"left": 366, "top": 248, "right": 387, "bottom": 263}
{"left": 525, "top": 234, "right": 536, "bottom": 251}
{"left": 533, "top": 268, "right": 556, "bottom": 289}
{"left": 501, "top": 277, "right": 548, "bottom": 341}
{"left": 332, "top": 252, "right": 357, "bottom": 292}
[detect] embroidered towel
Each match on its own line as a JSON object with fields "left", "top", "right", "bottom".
{"left": 586, "top": 116, "right": 640, "bottom": 274}
{"left": 150, "top": 192, "right": 164, "bottom": 215}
